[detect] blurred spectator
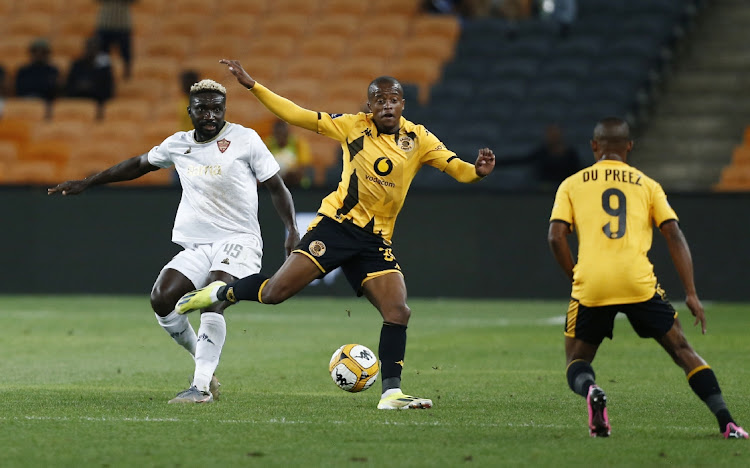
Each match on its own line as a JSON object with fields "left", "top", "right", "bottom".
{"left": 0, "top": 65, "right": 6, "bottom": 119}
{"left": 14, "top": 38, "right": 60, "bottom": 119}
{"left": 527, "top": 123, "right": 583, "bottom": 187}
{"left": 422, "top": 0, "right": 461, "bottom": 14}
{"left": 95, "top": 0, "right": 135, "bottom": 80}
{"left": 178, "top": 69, "right": 200, "bottom": 131}
{"left": 499, "top": 123, "right": 582, "bottom": 189}
{"left": 538, "top": 0, "right": 577, "bottom": 36}
{"left": 64, "top": 37, "right": 115, "bottom": 119}
{"left": 264, "top": 119, "right": 313, "bottom": 189}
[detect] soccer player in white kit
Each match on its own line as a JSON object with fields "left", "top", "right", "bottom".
{"left": 48, "top": 79, "right": 300, "bottom": 403}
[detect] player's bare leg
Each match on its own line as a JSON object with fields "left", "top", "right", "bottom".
{"left": 364, "top": 273, "right": 432, "bottom": 410}
{"left": 566, "top": 337, "right": 610, "bottom": 436}
{"left": 657, "top": 319, "right": 747, "bottom": 438}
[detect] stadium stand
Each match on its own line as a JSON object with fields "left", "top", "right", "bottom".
{"left": 0, "top": 0, "right": 705, "bottom": 189}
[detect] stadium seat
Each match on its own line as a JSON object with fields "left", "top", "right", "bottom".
{"left": 321, "top": 0, "right": 368, "bottom": 16}
{"left": 55, "top": 15, "right": 97, "bottom": 38}
{"left": 6, "top": 15, "right": 54, "bottom": 37}
{"left": 498, "top": 36, "right": 553, "bottom": 60}
{"left": 161, "top": 0, "right": 214, "bottom": 15}
{"left": 3, "top": 160, "right": 60, "bottom": 185}
{"left": 368, "top": 0, "right": 421, "bottom": 17}
{"left": 428, "top": 80, "right": 475, "bottom": 105}
{"left": 19, "top": 140, "right": 71, "bottom": 166}
{"left": 144, "top": 13, "right": 205, "bottom": 37}
{"left": 32, "top": 121, "right": 88, "bottom": 145}
{"left": 441, "top": 59, "right": 488, "bottom": 82}
{"left": 193, "top": 39, "right": 244, "bottom": 63}
{"left": 0, "top": 119, "right": 34, "bottom": 147}
{"left": 323, "top": 78, "right": 369, "bottom": 108}
{"left": 551, "top": 35, "right": 604, "bottom": 59}
{"left": 400, "top": 35, "right": 457, "bottom": 63}
{"left": 359, "top": 14, "right": 411, "bottom": 38}
{"left": 298, "top": 35, "right": 349, "bottom": 61}
{"left": 389, "top": 57, "right": 443, "bottom": 103}
{"left": 88, "top": 121, "right": 141, "bottom": 146}
{"left": 513, "top": 19, "right": 561, "bottom": 39}
{"left": 731, "top": 145, "right": 750, "bottom": 165}
{"left": 3, "top": 98, "right": 49, "bottom": 122}
{"left": 116, "top": 78, "right": 169, "bottom": 102}
{"left": 221, "top": 0, "right": 269, "bottom": 14}
{"left": 335, "top": 57, "right": 387, "bottom": 84}
{"left": 205, "top": 15, "right": 257, "bottom": 39}
{"left": 487, "top": 57, "right": 540, "bottom": 81}
{"left": 267, "top": 0, "right": 321, "bottom": 15}
{"left": 256, "top": 14, "right": 310, "bottom": 40}
{"left": 307, "top": 14, "right": 361, "bottom": 39}
{"left": 0, "top": 36, "right": 36, "bottom": 65}
{"left": 526, "top": 80, "right": 578, "bottom": 102}
{"left": 536, "top": 57, "right": 592, "bottom": 82}
{"left": 474, "top": 79, "right": 527, "bottom": 102}
{"left": 274, "top": 78, "right": 323, "bottom": 107}
{"left": 460, "top": 18, "right": 512, "bottom": 43}
{"left": 139, "top": 35, "right": 192, "bottom": 60}
{"left": 104, "top": 99, "right": 151, "bottom": 123}
{"left": 131, "top": 57, "right": 180, "bottom": 82}
{"left": 348, "top": 36, "right": 399, "bottom": 62}
{"left": 54, "top": 35, "right": 90, "bottom": 61}
{"left": 282, "top": 56, "right": 336, "bottom": 81}
{"left": 0, "top": 141, "right": 19, "bottom": 163}
{"left": 411, "top": 15, "right": 462, "bottom": 43}
{"left": 246, "top": 36, "right": 296, "bottom": 60}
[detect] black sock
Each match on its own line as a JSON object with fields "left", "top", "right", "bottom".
{"left": 218, "top": 274, "right": 269, "bottom": 303}
{"left": 566, "top": 359, "right": 596, "bottom": 397}
{"left": 379, "top": 322, "right": 407, "bottom": 393}
{"left": 688, "top": 367, "right": 734, "bottom": 431}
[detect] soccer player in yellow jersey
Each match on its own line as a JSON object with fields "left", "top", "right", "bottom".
{"left": 176, "top": 59, "right": 496, "bottom": 410}
{"left": 548, "top": 117, "right": 747, "bottom": 439}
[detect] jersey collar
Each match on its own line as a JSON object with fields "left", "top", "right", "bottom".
{"left": 191, "top": 121, "right": 231, "bottom": 144}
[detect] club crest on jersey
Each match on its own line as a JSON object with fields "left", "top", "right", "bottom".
{"left": 217, "top": 139, "right": 231, "bottom": 153}
{"left": 397, "top": 135, "right": 414, "bottom": 152}
{"left": 309, "top": 240, "right": 326, "bottom": 257}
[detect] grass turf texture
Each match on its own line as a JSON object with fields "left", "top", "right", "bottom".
{"left": 2, "top": 296, "right": 748, "bottom": 467}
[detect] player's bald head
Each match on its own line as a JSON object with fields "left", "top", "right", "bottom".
{"left": 593, "top": 117, "right": 631, "bottom": 144}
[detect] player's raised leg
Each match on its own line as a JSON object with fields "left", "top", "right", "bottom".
{"left": 362, "top": 273, "right": 432, "bottom": 410}
{"left": 657, "top": 319, "right": 748, "bottom": 439}
{"left": 176, "top": 252, "right": 321, "bottom": 314}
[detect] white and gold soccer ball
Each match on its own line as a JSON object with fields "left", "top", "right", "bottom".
{"left": 328, "top": 344, "right": 379, "bottom": 393}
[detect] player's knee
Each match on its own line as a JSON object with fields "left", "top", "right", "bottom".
{"left": 150, "top": 286, "right": 174, "bottom": 316}
{"left": 382, "top": 303, "right": 410, "bottom": 325}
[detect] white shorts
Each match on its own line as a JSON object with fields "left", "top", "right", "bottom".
{"left": 161, "top": 234, "right": 263, "bottom": 289}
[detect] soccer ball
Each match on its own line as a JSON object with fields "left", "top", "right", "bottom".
{"left": 329, "top": 344, "right": 379, "bottom": 393}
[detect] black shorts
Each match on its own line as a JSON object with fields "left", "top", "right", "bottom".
{"left": 564, "top": 290, "right": 677, "bottom": 345}
{"left": 293, "top": 215, "right": 402, "bottom": 295}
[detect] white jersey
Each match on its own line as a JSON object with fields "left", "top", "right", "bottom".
{"left": 148, "top": 122, "right": 280, "bottom": 245}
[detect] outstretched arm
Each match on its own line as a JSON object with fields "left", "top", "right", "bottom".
{"left": 443, "top": 148, "right": 496, "bottom": 183}
{"left": 48, "top": 154, "right": 158, "bottom": 195}
{"left": 261, "top": 173, "right": 300, "bottom": 256}
{"left": 220, "top": 59, "right": 318, "bottom": 132}
{"left": 660, "top": 220, "right": 706, "bottom": 334}
{"left": 548, "top": 220, "right": 575, "bottom": 282}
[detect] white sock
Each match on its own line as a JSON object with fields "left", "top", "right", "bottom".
{"left": 193, "top": 312, "right": 226, "bottom": 392}
{"left": 382, "top": 388, "right": 402, "bottom": 398}
{"left": 156, "top": 311, "right": 197, "bottom": 357}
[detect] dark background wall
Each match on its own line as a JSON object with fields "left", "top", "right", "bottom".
{"left": 2, "top": 186, "right": 747, "bottom": 301}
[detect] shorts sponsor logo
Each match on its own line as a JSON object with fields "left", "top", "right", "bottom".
{"left": 217, "top": 138, "right": 231, "bottom": 153}
{"left": 309, "top": 240, "right": 326, "bottom": 257}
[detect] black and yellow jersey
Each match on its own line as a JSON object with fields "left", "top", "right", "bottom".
{"left": 316, "top": 112, "right": 473, "bottom": 241}
{"left": 550, "top": 160, "right": 678, "bottom": 307}
{"left": 248, "top": 82, "right": 483, "bottom": 242}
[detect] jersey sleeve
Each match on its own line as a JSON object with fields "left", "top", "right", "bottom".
{"left": 246, "top": 129, "right": 281, "bottom": 183}
{"left": 418, "top": 127, "right": 457, "bottom": 170}
{"left": 147, "top": 136, "right": 175, "bottom": 169}
{"left": 651, "top": 182, "right": 678, "bottom": 226}
{"left": 550, "top": 179, "right": 573, "bottom": 225}
{"left": 317, "top": 113, "right": 359, "bottom": 142}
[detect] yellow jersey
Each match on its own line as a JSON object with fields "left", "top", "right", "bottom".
{"left": 550, "top": 159, "right": 678, "bottom": 306}
{"left": 316, "top": 112, "right": 472, "bottom": 242}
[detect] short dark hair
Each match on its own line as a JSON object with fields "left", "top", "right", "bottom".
{"left": 367, "top": 76, "right": 403, "bottom": 99}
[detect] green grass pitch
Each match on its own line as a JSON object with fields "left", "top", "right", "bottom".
{"left": 2, "top": 296, "right": 749, "bottom": 467}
